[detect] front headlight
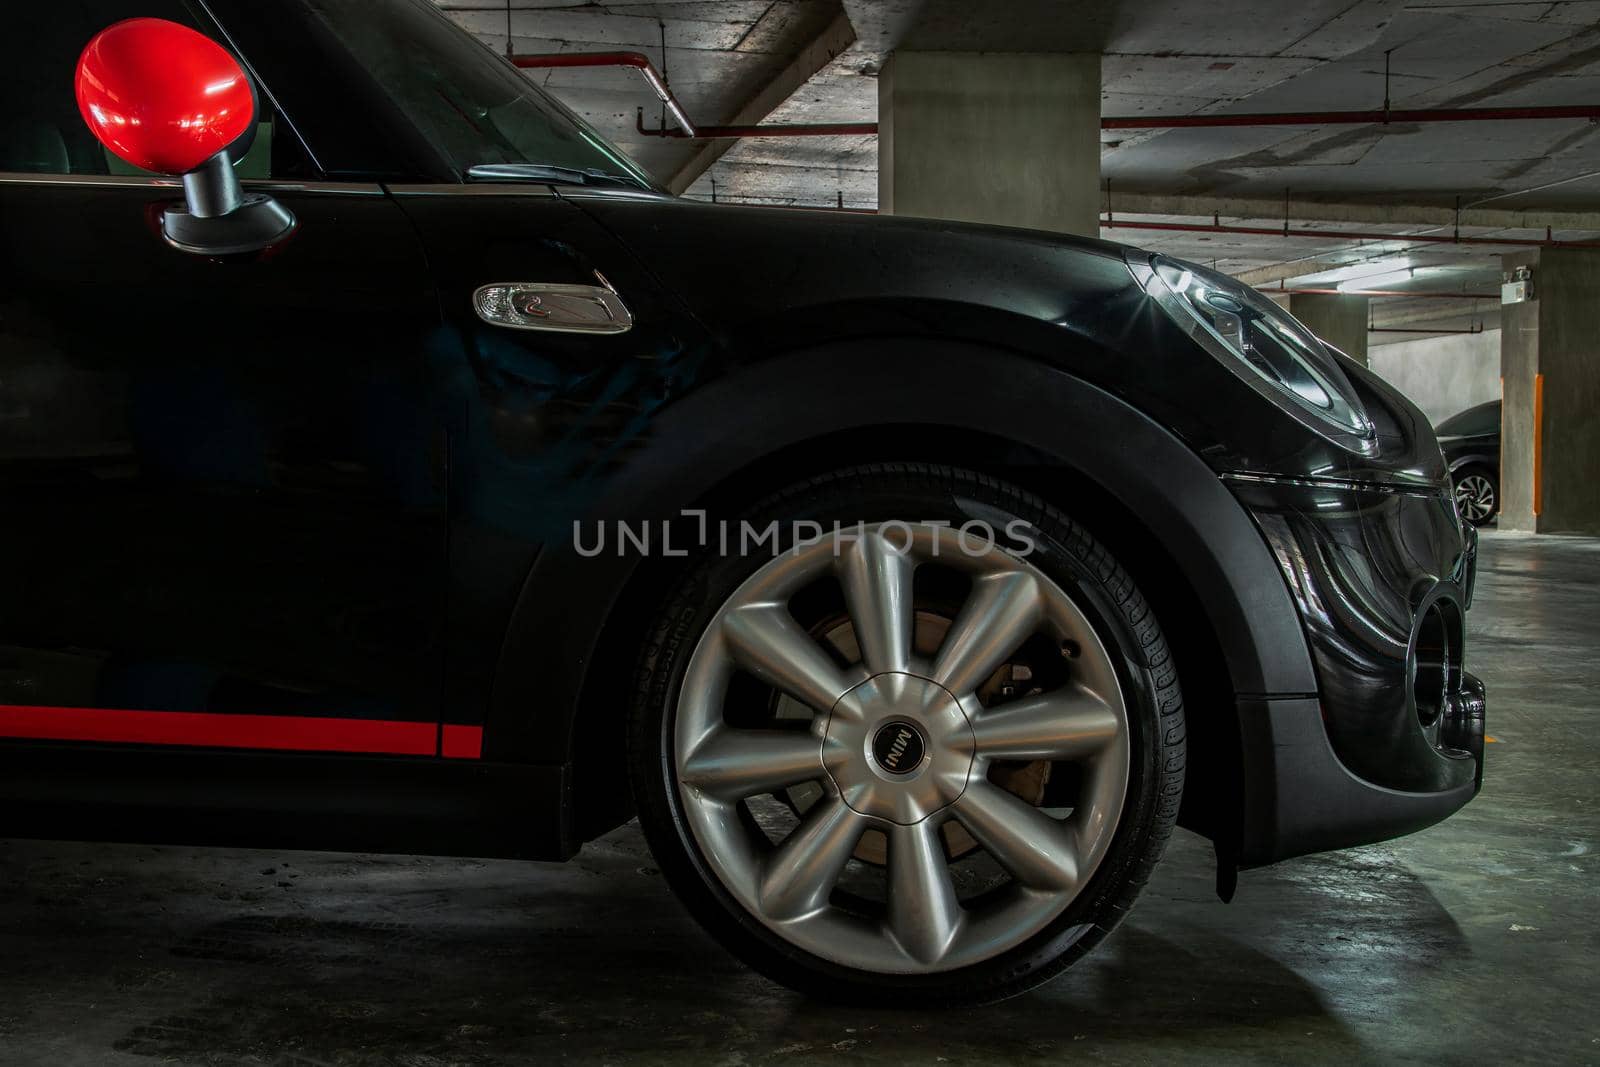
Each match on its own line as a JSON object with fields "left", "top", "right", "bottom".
{"left": 1129, "top": 252, "right": 1376, "bottom": 452}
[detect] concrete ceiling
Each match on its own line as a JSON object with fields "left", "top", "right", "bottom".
{"left": 437, "top": 0, "right": 1600, "bottom": 343}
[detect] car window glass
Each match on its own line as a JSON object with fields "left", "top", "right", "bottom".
{"left": 293, "top": 0, "right": 659, "bottom": 189}
{"left": 0, "top": 0, "right": 311, "bottom": 179}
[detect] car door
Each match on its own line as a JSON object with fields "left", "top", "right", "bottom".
{"left": 385, "top": 183, "right": 713, "bottom": 760}
{"left": 0, "top": 1, "right": 448, "bottom": 757}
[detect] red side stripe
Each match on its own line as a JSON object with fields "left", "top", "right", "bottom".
{"left": 0, "top": 704, "right": 440, "bottom": 756}
{"left": 440, "top": 724, "right": 484, "bottom": 759}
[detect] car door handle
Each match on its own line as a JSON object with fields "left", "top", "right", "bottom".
{"left": 472, "top": 278, "right": 633, "bottom": 335}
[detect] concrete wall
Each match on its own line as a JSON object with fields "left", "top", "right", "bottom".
{"left": 879, "top": 51, "right": 1100, "bottom": 236}
{"left": 1367, "top": 329, "right": 1502, "bottom": 427}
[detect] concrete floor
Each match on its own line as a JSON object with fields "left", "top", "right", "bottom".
{"left": 2, "top": 531, "right": 1597, "bottom": 1065}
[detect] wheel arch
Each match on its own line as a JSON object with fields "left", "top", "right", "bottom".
{"left": 483, "top": 339, "right": 1317, "bottom": 852}
{"left": 1448, "top": 454, "right": 1499, "bottom": 475}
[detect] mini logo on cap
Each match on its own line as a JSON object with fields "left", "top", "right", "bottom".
{"left": 872, "top": 721, "right": 925, "bottom": 775}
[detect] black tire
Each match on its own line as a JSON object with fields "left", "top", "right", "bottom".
{"left": 626, "top": 463, "right": 1185, "bottom": 1005}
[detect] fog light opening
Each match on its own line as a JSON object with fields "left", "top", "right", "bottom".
{"left": 1413, "top": 604, "right": 1449, "bottom": 734}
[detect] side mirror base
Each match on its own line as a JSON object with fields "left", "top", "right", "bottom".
{"left": 162, "top": 193, "right": 297, "bottom": 256}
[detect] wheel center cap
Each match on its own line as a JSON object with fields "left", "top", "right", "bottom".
{"left": 871, "top": 720, "right": 926, "bottom": 776}
{"left": 823, "top": 672, "right": 976, "bottom": 825}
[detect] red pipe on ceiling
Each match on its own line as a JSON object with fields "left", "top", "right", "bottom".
{"left": 512, "top": 51, "right": 698, "bottom": 136}
{"left": 511, "top": 51, "right": 649, "bottom": 70}
{"left": 635, "top": 111, "right": 878, "bottom": 139}
{"left": 513, "top": 51, "right": 874, "bottom": 139}
{"left": 1268, "top": 288, "right": 1497, "bottom": 299}
{"left": 512, "top": 51, "right": 1600, "bottom": 141}
{"left": 683, "top": 204, "right": 1587, "bottom": 252}
{"left": 1100, "top": 217, "right": 1600, "bottom": 249}
{"left": 1103, "top": 104, "right": 1600, "bottom": 130}
{"left": 1367, "top": 326, "right": 1486, "bottom": 334}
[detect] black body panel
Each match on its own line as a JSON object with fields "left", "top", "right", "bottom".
{"left": 1234, "top": 696, "right": 1475, "bottom": 866}
{"left": 1232, "top": 479, "right": 1476, "bottom": 794}
{"left": 379, "top": 186, "right": 711, "bottom": 746}
{"left": 567, "top": 190, "right": 1450, "bottom": 493}
{"left": 0, "top": 179, "right": 446, "bottom": 725}
{"left": 492, "top": 339, "right": 1319, "bottom": 751}
{"left": 0, "top": 744, "right": 571, "bottom": 859}
{"left": 0, "top": 177, "right": 1480, "bottom": 863}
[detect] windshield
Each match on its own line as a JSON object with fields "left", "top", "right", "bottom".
{"left": 295, "top": 0, "right": 661, "bottom": 190}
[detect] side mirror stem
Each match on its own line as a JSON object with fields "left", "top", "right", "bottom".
{"left": 164, "top": 138, "right": 297, "bottom": 256}
{"left": 181, "top": 150, "right": 243, "bottom": 218}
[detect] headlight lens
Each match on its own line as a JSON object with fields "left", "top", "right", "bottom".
{"left": 1133, "top": 253, "right": 1376, "bottom": 451}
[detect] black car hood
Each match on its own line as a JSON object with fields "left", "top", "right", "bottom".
{"left": 566, "top": 190, "right": 1448, "bottom": 488}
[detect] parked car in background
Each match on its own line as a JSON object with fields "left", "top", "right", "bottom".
{"left": 1438, "top": 401, "right": 1502, "bottom": 526}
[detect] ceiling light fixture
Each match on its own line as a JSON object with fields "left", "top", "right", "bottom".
{"left": 1339, "top": 267, "right": 1416, "bottom": 292}
{"left": 1305, "top": 256, "right": 1416, "bottom": 288}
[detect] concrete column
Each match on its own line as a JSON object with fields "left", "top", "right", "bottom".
{"left": 1500, "top": 251, "right": 1539, "bottom": 532}
{"left": 878, "top": 51, "right": 1100, "bottom": 237}
{"left": 1289, "top": 292, "right": 1369, "bottom": 366}
{"left": 1499, "top": 247, "right": 1600, "bottom": 534}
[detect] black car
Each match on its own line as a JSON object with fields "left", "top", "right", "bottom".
{"left": 1437, "top": 400, "right": 1502, "bottom": 526}
{"left": 0, "top": 0, "right": 1485, "bottom": 1005}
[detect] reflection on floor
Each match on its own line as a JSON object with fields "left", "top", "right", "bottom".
{"left": 1, "top": 531, "right": 1595, "bottom": 1065}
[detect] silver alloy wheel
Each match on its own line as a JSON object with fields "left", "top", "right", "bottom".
{"left": 1455, "top": 474, "right": 1497, "bottom": 524}
{"left": 673, "top": 523, "right": 1130, "bottom": 974}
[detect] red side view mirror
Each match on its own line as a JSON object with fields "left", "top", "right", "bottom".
{"left": 75, "top": 18, "right": 295, "bottom": 255}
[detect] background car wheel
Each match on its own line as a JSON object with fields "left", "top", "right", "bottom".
{"left": 627, "top": 464, "right": 1185, "bottom": 1005}
{"left": 1453, "top": 466, "right": 1499, "bottom": 526}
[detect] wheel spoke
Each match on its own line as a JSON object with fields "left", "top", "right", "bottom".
{"left": 969, "top": 687, "right": 1120, "bottom": 762}
{"left": 680, "top": 729, "right": 825, "bottom": 799}
{"left": 838, "top": 529, "right": 915, "bottom": 675}
{"left": 930, "top": 570, "right": 1042, "bottom": 696}
{"left": 759, "top": 797, "right": 866, "bottom": 921}
{"left": 1457, "top": 477, "right": 1495, "bottom": 522}
{"left": 952, "top": 781, "right": 1079, "bottom": 891}
{"left": 722, "top": 602, "right": 851, "bottom": 713}
{"left": 888, "top": 820, "right": 962, "bottom": 964}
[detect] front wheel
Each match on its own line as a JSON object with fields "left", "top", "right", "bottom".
{"left": 627, "top": 465, "right": 1185, "bottom": 1005}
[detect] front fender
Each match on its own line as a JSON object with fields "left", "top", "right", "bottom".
{"left": 485, "top": 339, "right": 1319, "bottom": 767}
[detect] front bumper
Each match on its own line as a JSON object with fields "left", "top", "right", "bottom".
{"left": 1226, "top": 475, "right": 1486, "bottom": 866}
